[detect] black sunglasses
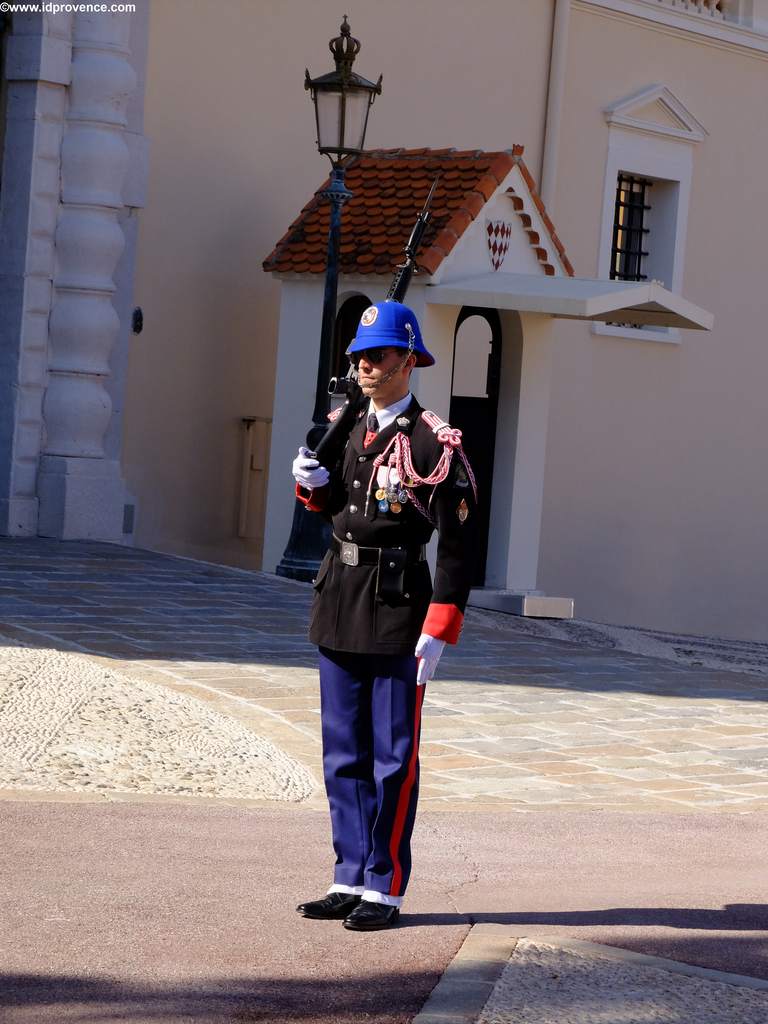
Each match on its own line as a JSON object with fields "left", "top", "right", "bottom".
{"left": 348, "top": 347, "right": 394, "bottom": 368}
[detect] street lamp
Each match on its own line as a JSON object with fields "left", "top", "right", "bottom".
{"left": 305, "top": 15, "right": 382, "bottom": 163}
{"left": 276, "top": 17, "right": 382, "bottom": 581}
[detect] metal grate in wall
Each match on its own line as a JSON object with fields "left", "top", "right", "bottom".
{"left": 610, "top": 174, "right": 653, "bottom": 283}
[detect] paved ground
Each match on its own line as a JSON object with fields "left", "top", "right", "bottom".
{"left": 1, "top": 538, "right": 768, "bottom": 812}
{"left": 1, "top": 536, "right": 768, "bottom": 1023}
{"left": 2, "top": 802, "right": 768, "bottom": 1023}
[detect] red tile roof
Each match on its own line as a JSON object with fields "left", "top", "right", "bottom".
{"left": 263, "top": 147, "right": 574, "bottom": 279}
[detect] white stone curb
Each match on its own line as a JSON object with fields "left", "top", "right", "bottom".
{"left": 411, "top": 928, "right": 518, "bottom": 1024}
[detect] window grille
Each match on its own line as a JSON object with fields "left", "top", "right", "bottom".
{"left": 610, "top": 174, "right": 653, "bottom": 282}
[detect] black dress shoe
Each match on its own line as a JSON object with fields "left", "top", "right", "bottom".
{"left": 343, "top": 900, "right": 400, "bottom": 931}
{"left": 296, "top": 892, "right": 362, "bottom": 919}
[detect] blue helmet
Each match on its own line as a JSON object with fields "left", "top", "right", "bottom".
{"left": 347, "top": 301, "right": 435, "bottom": 367}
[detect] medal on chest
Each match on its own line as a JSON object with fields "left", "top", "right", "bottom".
{"left": 374, "top": 463, "right": 409, "bottom": 514}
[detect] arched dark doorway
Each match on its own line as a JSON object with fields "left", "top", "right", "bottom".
{"left": 333, "top": 295, "right": 371, "bottom": 382}
{"left": 449, "top": 307, "right": 502, "bottom": 587}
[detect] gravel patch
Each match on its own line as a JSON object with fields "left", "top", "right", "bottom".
{"left": 0, "top": 640, "right": 316, "bottom": 801}
{"left": 478, "top": 939, "right": 768, "bottom": 1024}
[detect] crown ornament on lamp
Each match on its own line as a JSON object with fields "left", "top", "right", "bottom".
{"left": 304, "top": 15, "right": 382, "bottom": 162}
{"left": 329, "top": 14, "right": 361, "bottom": 75}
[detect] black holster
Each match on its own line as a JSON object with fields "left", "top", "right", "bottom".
{"left": 376, "top": 548, "right": 410, "bottom": 603}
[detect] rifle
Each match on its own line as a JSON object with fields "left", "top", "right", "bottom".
{"left": 310, "top": 176, "right": 439, "bottom": 469}
{"left": 386, "top": 175, "right": 439, "bottom": 303}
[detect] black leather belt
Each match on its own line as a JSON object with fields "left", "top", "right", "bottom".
{"left": 331, "top": 534, "right": 425, "bottom": 568}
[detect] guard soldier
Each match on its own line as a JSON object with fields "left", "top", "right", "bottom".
{"left": 291, "top": 300, "right": 478, "bottom": 930}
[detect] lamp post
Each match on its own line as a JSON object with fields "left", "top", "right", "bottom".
{"left": 276, "top": 17, "right": 382, "bottom": 581}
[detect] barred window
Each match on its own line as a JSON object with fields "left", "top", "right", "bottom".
{"left": 610, "top": 174, "right": 653, "bottom": 283}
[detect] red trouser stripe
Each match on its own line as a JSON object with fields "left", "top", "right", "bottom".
{"left": 388, "top": 683, "right": 426, "bottom": 896}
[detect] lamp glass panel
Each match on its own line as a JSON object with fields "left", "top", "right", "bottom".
{"left": 315, "top": 89, "right": 343, "bottom": 151}
{"left": 342, "top": 89, "right": 371, "bottom": 151}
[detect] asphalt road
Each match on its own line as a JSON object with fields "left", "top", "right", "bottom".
{"left": 1, "top": 801, "right": 766, "bottom": 1024}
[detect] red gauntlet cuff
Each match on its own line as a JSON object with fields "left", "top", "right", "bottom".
{"left": 295, "top": 482, "right": 329, "bottom": 512}
{"left": 422, "top": 602, "right": 464, "bottom": 644}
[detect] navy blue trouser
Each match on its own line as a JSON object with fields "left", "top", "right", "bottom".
{"left": 318, "top": 646, "right": 425, "bottom": 900}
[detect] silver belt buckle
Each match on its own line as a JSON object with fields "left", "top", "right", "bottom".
{"left": 340, "top": 541, "right": 359, "bottom": 566}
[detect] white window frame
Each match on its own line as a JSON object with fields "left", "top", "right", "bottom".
{"left": 595, "top": 92, "right": 705, "bottom": 344}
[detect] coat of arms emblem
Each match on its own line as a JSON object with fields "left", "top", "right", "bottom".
{"left": 486, "top": 220, "right": 512, "bottom": 271}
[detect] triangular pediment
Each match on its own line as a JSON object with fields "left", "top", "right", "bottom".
{"left": 604, "top": 85, "right": 707, "bottom": 143}
{"left": 433, "top": 162, "right": 572, "bottom": 284}
{"left": 631, "top": 99, "right": 687, "bottom": 131}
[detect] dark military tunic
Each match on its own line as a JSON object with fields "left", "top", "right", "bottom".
{"left": 299, "top": 395, "right": 478, "bottom": 656}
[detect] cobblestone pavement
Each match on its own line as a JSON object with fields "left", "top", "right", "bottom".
{"left": 1, "top": 537, "right": 767, "bottom": 811}
{"left": 0, "top": 640, "right": 315, "bottom": 800}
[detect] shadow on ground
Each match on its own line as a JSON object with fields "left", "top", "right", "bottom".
{"left": 406, "top": 903, "right": 768, "bottom": 932}
{"left": 3, "top": 930, "right": 768, "bottom": 1024}
{"left": 0, "top": 970, "right": 439, "bottom": 1023}
{"left": 402, "top": 905, "right": 768, "bottom": 981}
{"left": 1, "top": 537, "right": 767, "bottom": 703}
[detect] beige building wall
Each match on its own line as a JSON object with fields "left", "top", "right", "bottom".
{"left": 127, "top": 0, "right": 767, "bottom": 641}
{"left": 537, "top": 4, "right": 768, "bottom": 641}
{"left": 124, "top": 0, "right": 552, "bottom": 569}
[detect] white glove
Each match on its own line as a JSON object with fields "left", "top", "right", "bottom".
{"left": 292, "top": 446, "right": 330, "bottom": 489}
{"left": 415, "top": 633, "right": 446, "bottom": 685}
